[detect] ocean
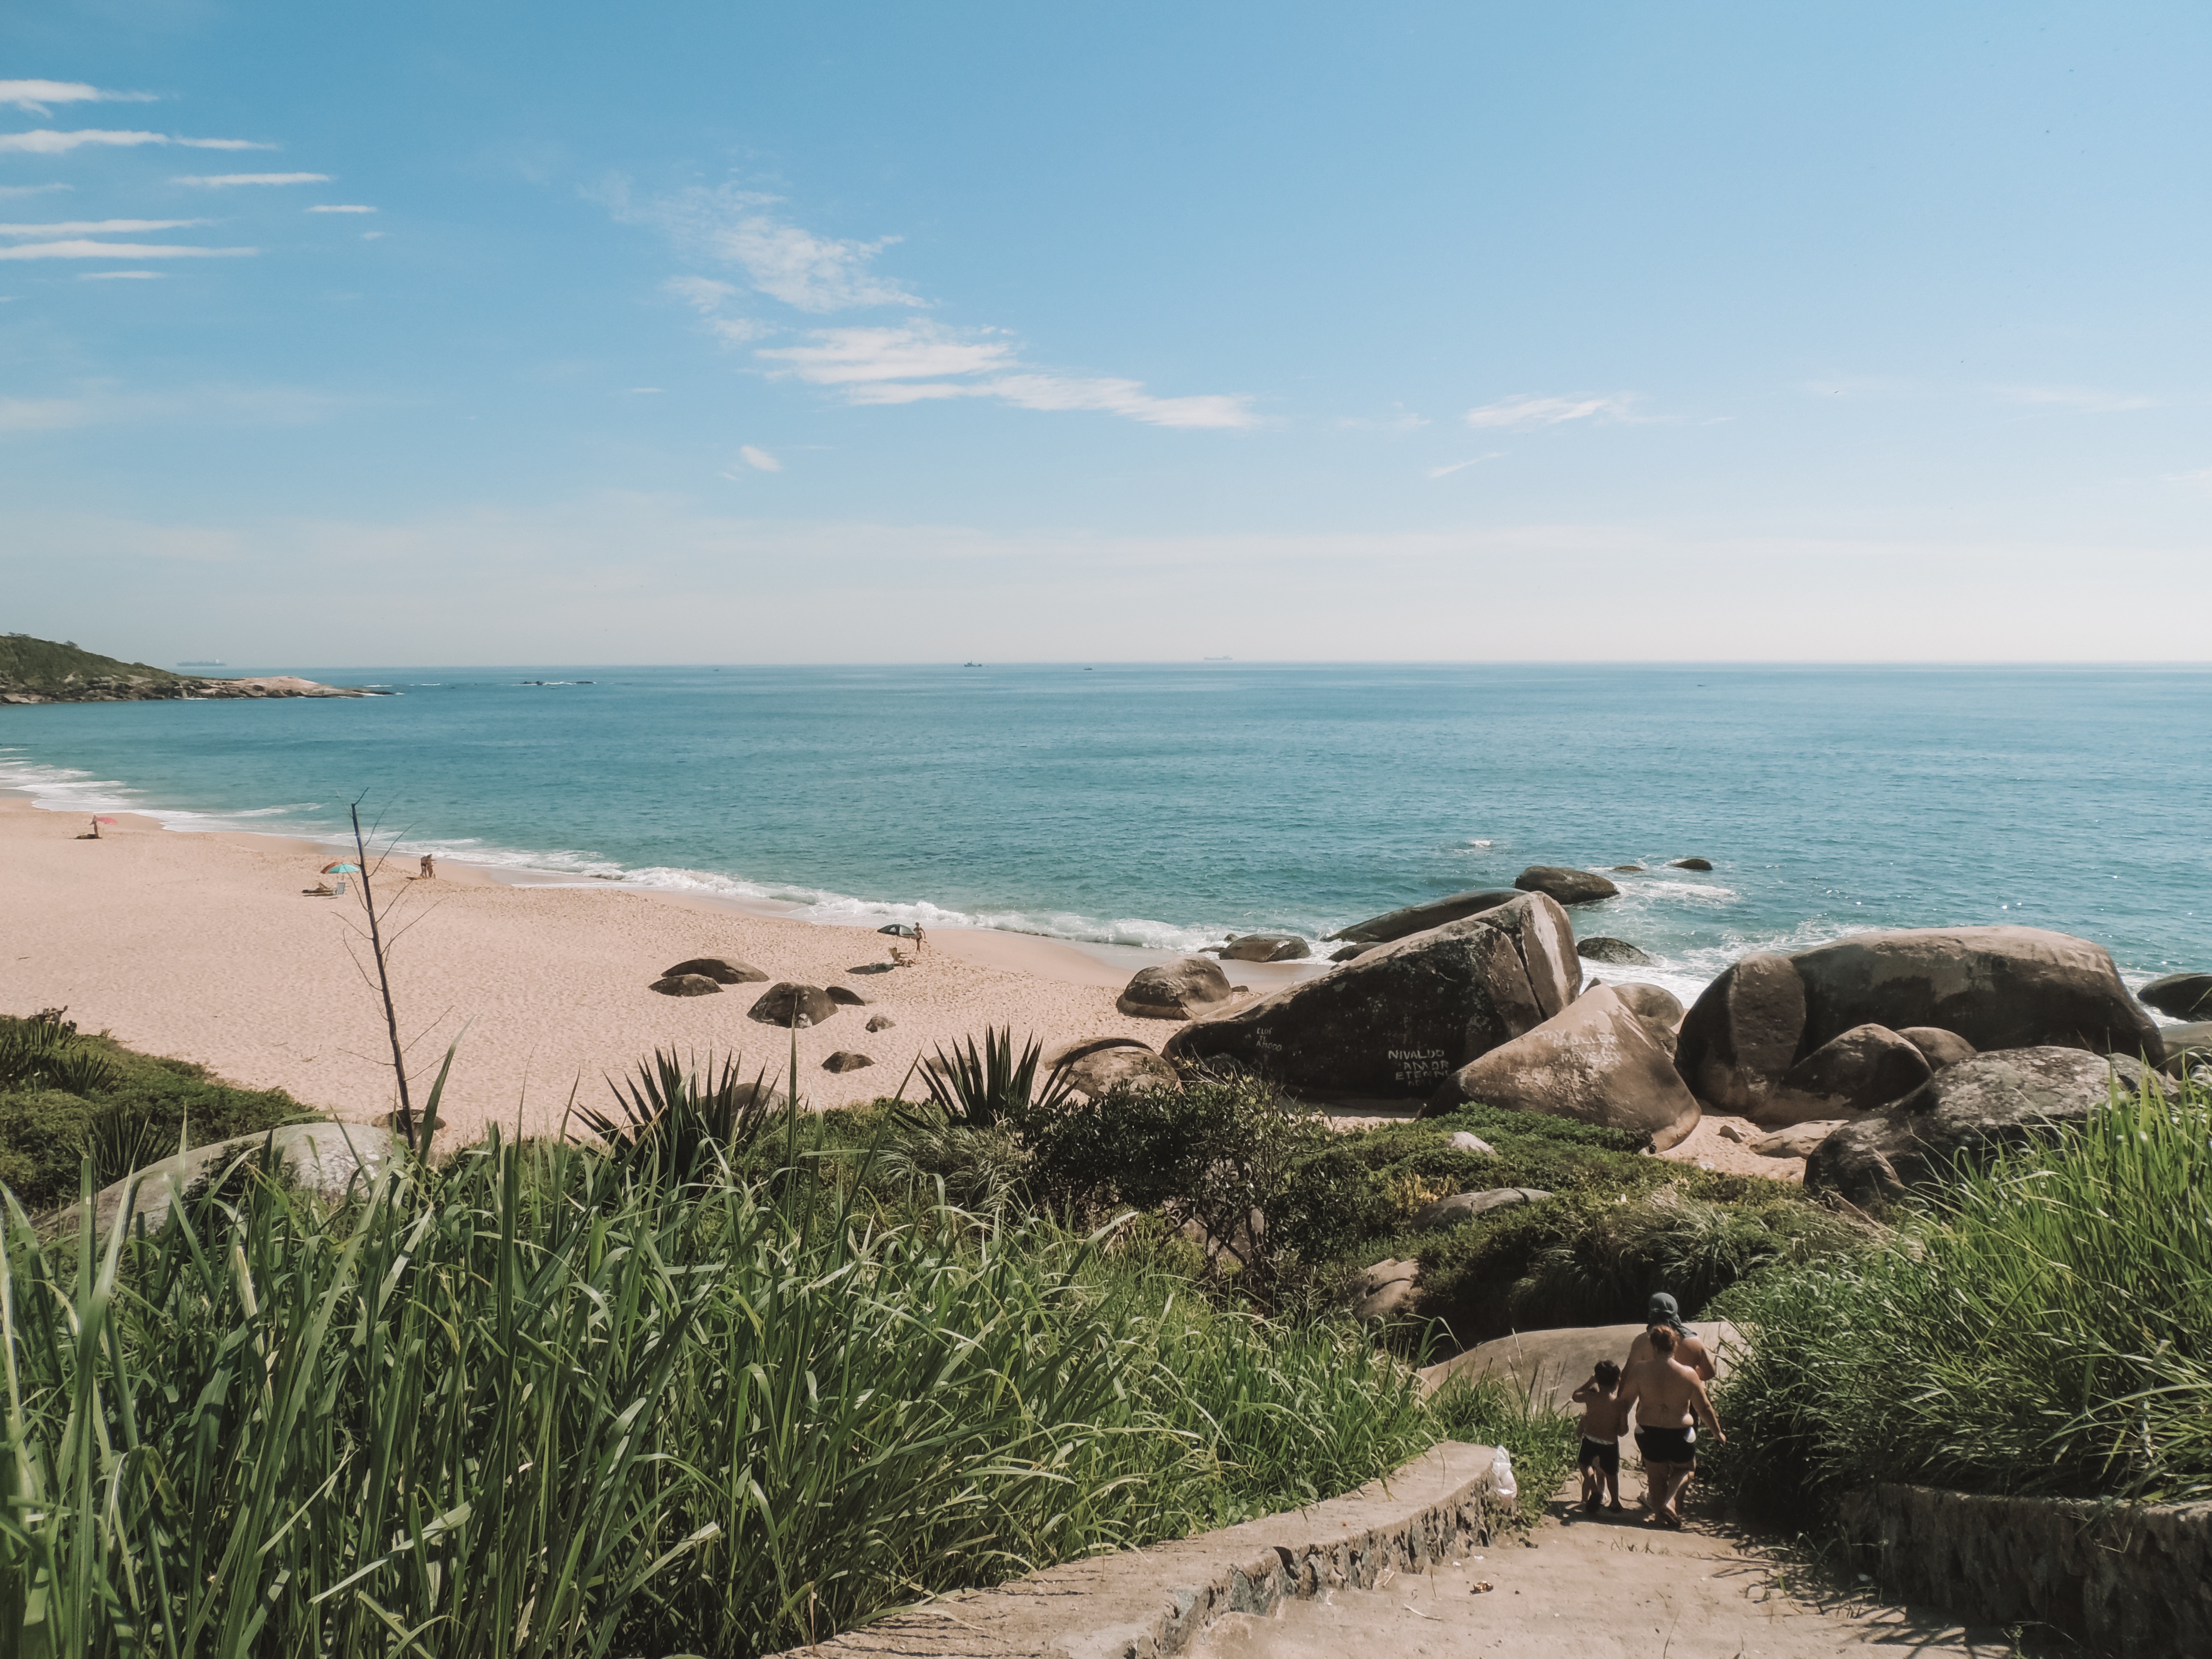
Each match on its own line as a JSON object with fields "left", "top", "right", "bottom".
{"left": 3, "top": 663, "right": 2205, "bottom": 1006}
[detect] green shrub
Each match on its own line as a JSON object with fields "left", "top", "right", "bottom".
{"left": 1709, "top": 1078, "right": 2212, "bottom": 1518}
{"left": 0, "top": 1016, "right": 315, "bottom": 1212}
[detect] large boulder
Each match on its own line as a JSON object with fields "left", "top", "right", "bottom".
{"left": 1216, "top": 933, "right": 1310, "bottom": 963}
{"left": 1163, "top": 893, "right": 1577, "bottom": 1098}
{"left": 1678, "top": 928, "right": 2164, "bottom": 1113}
{"left": 664, "top": 956, "right": 768, "bottom": 984}
{"left": 747, "top": 983, "right": 838, "bottom": 1027}
{"left": 1515, "top": 866, "right": 1619, "bottom": 905}
{"left": 2139, "top": 973, "right": 2212, "bottom": 1020}
{"left": 1117, "top": 957, "right": 1236, "bottom": 1020}
{"left": 1577, "top": 937, "right": 1653, "bottom": 966}
{"left": 1610, "top": 982, "right": 1685, "bottom": 1029}
{"left": 1351, "top": 1258, "right": 1420, "bottom": 1321}
{"left": 1425, "top": 985, "right": 1701, "bottom": 1150}
{"left": 74, "top": 1122, "right": 402, "bottom": 1238}
{"left": 1329, "top": 890, "right": 1520, "bottom": 945}
{"left": 1805, "top": 1047, "right": 2149, "bottom": 1208}
{"left": 1756, "top": 1023, "right": 1932, "bottom": 1127}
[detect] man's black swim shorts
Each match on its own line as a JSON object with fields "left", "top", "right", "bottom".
{"left": 1635, "top": 1424, "right": 1697, "bottom": 1466}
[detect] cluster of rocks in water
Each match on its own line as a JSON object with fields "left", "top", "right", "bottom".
{"left": 1098, "top": 862, "right": 2197, "bottom": 1210}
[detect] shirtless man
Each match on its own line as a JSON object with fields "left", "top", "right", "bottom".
{"left": 1616, "top": 1325, "right": 1725, "bottom": 1529}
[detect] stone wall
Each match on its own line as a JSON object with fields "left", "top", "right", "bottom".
{"left": 1841, "top": 1482, "right": 2212, "bottom": 1655}
{"left": 767, "top": 1441, "right": 1505, "bottom": 1659}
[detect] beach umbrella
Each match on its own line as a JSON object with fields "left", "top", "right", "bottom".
{"left": 94, "top": 816, "right": 118, "bottom": 824}
{"left": 322, "top": 862, "right": 362, "bottom": 874}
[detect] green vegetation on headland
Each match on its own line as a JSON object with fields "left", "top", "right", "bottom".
{"left": 0, "top": 631, "right": 369, "bottom": 702}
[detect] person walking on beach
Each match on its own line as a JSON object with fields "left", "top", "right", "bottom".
{"left": 1617, "top": 1326, "right": 1725, "bottom": 1529}
{"left": 419, "top": 853, "right": 436, "bottom": 880}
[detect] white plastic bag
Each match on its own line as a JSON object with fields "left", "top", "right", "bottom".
{"left": 1491, "top": 1446, "right": 1517, "bottom": 1503}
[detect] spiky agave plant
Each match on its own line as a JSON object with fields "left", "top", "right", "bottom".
{"left": 920, "top": 1027, "right": 1077, "bottom": 1132}
{"left": 572, "top": 1049, "right": 785, "bottom": 1187}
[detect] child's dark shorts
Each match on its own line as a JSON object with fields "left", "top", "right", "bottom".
{"left": 1578, "top": 1437, "right": 1620, "bottom": 1477}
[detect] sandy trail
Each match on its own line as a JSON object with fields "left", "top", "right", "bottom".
{"left": 1194, "top": 1476, "right": 2011, "bottom": 1659}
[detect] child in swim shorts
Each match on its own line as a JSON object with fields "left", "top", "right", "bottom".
{"left": 1571, "top": 1359, "right": 1626, "bottom": 1514}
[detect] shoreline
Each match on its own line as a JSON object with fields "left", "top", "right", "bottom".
{"left": 0, "top": 793, "right": 1331, "bottom": 1149}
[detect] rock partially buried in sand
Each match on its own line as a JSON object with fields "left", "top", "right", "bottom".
{"left": 1216, "top": 933, "right": 1311, "bottom": 963}
{"left": 1327, "top": 890, "right": 1520, "bottom": 945}
{"left": 1577, "top": 937, "right": 1654, "bottom": 966}
{"left": 1898, "top": 1026, "right": 1976, "bottom": 1070}
{"left": 1671, "top": 857, "right": 1714, "bottom": 872}
{"left": 821, "top": 1051, "right": 873, "bottom": 1073}
{"left": 1117, "top": 956, "right": 1237, "bottom": 1021}
{"left": 1411, "top": 1187, "right": 1551, "bottom": 1230}
{"left": 1426, "top": 985, "right": 1700, "bottom": 1149}
{"left": 748, "top": 983, "right": 838, "bottom": 1027}
{"left": 1163, "top": 893, "right": 1578, "bottom": 1098}
{"left": 825, "top": 985, "right": 873, "bottom": 1006}
{"left": 1757, "top": 1022, "right": 1932, "bottom": 1127}
{"left": 663, "top": 956, "right": 768, "bottom": 985}
{"left": 2140, "top": 972, "right": 2212, "bottom": 1021}
{"left": 1678, "top": 926, "right": 2164, "bottom": 1115}
{"left": 1806, "top": 1047, "right": 2149, "bottom": 1208}
{"left": 865, "top": 1013, "right": 897, "bottom": 1033}
{"left": 1514, "top": 866, "right": 1619, "bottom": 905}
{"left": 650, "top": 974, "right": 723, "bottom": 997}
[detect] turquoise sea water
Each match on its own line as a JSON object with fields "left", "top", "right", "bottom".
{"left": 3, "top": 664, "right": 2206, "bottom": 1002}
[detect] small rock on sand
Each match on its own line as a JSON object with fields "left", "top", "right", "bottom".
{"left": 748, "top": 982, "right": 838, "bottom": 1027}
{"left": 649, "top": 974, "right": 722, "bottom": 997}
{"left": 865, "top": 1013, "right": 897, "bottom": 1032}
{"left": 821, "top": 1051, "right": 873, "bottom": 1073}
{"left": 663, "top": 956, "right": 768, "bottom": 984}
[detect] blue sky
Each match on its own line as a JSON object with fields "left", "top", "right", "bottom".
{"left": 3, "top": 2, "right": 2208, "bottom": 662}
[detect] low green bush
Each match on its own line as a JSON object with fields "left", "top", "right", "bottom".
{"left": 0, "top": 1013, "right": 314, "bottom": 1212}
{"left": 1708, "top": 1077, "right": 2212, "bottom": 1518}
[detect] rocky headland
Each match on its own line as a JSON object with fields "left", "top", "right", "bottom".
{"left": 0, "top": 632, "right": 377, "bottom": 703}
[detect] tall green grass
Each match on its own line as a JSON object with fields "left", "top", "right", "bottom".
{"left": 2, "top": 1130, "right": 1443, "bottom": 1656}
{"left": 1710, "top": 1077, "right": 2212, "bottom": 1517}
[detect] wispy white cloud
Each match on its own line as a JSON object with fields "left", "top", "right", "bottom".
{"left": 627, "top": 184, "right": 921, "bottom": 313}
{"left": 736, "top": 445, "right": 781, "bottom": 473}
{"left": 759, "top": 323, "right": 1017, "bottom": 386}
{"left": 0, "top": 183, "right": 70, "bottom": 199}
{"left": 0, "top": 240, "right": 256, "bottom": 261}
{"left": 1464, "top": 393, "right": 1641, "bottom": 429}
{"left": 306, "top": 203, "right": 375, "bottom": 214}
{"left": 171, "top": 172, "right": 328, "bottom": 187}
{"left": 0, "top": 81, "right": 158, "bottom": 116}
{"left": 616, "top": 184, "right": 1256, "bottom": 430}
{"left": 2163, "top": 467, "right": 2212, "bottom": 494}
{"left": 2001, "top": 385, "right": 2156, "bottom": 414}
{"left": 0, "top": 129, "right": 271, "bottom": 154}
{"left": 0, "top": 396, "right": 91, "bottom": 430}
{"left": 78, "top": 270, "right": 164, "bottom": 281}
{"left": 0, "top": 218, "right": 209, "bottom": 237}
{"left": 1429, "top": 453, "right": 1503, "bottom": 478}
{"left": 360, "top": 230, "right": 386, "bottom": 240}
{"left": 1338, "top": 409, "right": 1430, "bottom": 432}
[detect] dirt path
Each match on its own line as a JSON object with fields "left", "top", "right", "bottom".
{"left": 1192, "top": 1475, "right": 2019, "bottom": 1659}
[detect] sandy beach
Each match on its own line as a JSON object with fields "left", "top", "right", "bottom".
{"left": 0, "top": 793, "right": 1788, "bottom": 1174}
{"left": 0, "top": 795, "right": 1313, "bottom": 1144}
